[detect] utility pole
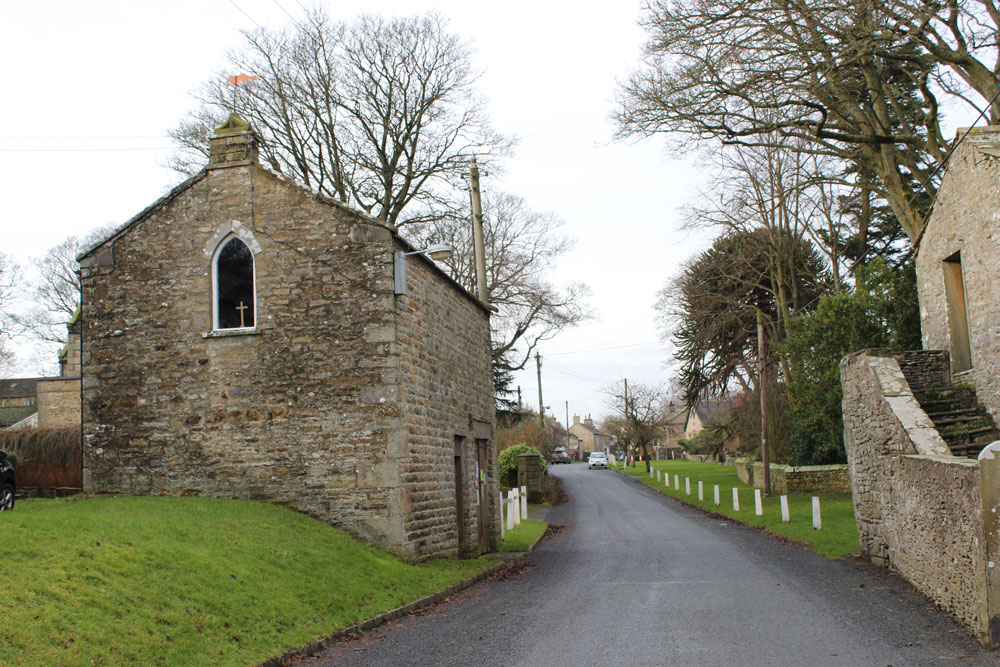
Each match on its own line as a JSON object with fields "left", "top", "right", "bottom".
{"left": 469, "top": 157, "right": 489, "bottom": 305}
{"left": 565, "top": 400, "right": 570, "bottom": 450}
{"left": 517, "top": 386, "right": 522, "bottom": 412}
{"left": 624, "top": 378, "right": 629, "bottom": 466}
{"left": 757, "top": 309, "right": 772, "bottom": 495}
{"left": 536, "top": 352, "right": 545, "bottom": 429}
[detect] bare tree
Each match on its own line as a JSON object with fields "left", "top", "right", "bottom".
{"left": 17, "top": 226, "right": 115, "bottom": 348}
{"left": 616, "top": 0, "right": 1000, "bottom": 243}
{"left": 168, "top": 9, "right": 512, "bottom": 229}
{"left": 0, "top": 253, "right": 21, "bottom": 373}
{"left": 409, "top": 191, "right": 590, "bottom": 372}
{"left": 603, "top": 380, "right": 670, "bottom": 473}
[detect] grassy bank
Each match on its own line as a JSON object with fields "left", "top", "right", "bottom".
{"left": 618, "top": 460, "right": 859, "bottom": 558}
{"left": 499, "top": 518, "right": 547, "bottom": 552}
{"left": 0, "top": 496, "right": 493, "bottom": 666}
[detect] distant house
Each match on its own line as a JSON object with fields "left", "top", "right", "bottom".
{"left": 0, "top": 378, "right": 40, "bottom": 429}
{"left": 568, "top": 415, "right": 613, "bottom": 455}
{"left": 656, "top": 402, "right": 687, "bottom": 459}
{"left": 2, "top": 315, "right": 82, "bottom": 430}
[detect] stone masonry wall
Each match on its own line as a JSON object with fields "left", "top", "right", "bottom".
{"left": 393, "top": 243, "right": 497, "bottom": 558}
{"left": 917, "top": 129, "right": 1000, "bottom": 424}
{"left": 738, "top": 459, "right": 849, "bottom": 494}
{"left": 36, "top": 378, "right": 81, "bottom": 428}
{"left": 80, "top": 164, "right": 413, "bottom": 556}
{"left": 841, "top": 350, "right": 987, "bottom": 635}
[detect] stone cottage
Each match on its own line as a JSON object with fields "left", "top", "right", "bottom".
{"left": 841, "top": 127, "right": 1000, "bottom": 646}
{"left": 79, "top": 114, "right": 499, "bottom": 561}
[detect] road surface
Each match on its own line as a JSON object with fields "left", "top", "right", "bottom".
{"left": 301, "top": 463, "right": 996, "bottom": 666}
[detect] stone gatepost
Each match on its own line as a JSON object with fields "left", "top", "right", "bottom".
{"left": 978, "top": 442, "right": 1000, "bottom": 647}
{"left": 517, "top": 453, "right": 543, "bottom": 502}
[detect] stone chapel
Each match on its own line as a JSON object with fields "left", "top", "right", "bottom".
{"left": 78, "top": 114, "right": 499, "bottom": 560}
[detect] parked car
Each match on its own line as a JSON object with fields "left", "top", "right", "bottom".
{"left": 551, "top": 449, "right": 572, "bottom": 464}
{"left": 0, "top": 451, "right": 14, "bottom": 511}
{"left": 588, "top": 452, "right": 608, "bottom": 469}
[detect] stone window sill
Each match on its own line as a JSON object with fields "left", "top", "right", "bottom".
{"left": 202, "top": 328, "right": 262, "bottom": 339}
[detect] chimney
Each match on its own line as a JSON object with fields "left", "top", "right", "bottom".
{"left": 573, "top": 414, "right": 580, "bottom": 426}
{"left": 208, "top": 113, "right": 259, "bottom": 169}
{"left": 584, "top": 416, "right": 593, "bottom": 426}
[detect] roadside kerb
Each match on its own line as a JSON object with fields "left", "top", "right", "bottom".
{"left": 263, "top": 556, "right": 520, "bottom": 666}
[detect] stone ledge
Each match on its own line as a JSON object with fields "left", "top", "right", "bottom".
{"left": 201, "top": 328, "right": 262, "bottom": 339}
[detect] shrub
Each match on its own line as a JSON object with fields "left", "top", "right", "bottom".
{"left": 498, "top": 443, "right": 546, "bottom": 487}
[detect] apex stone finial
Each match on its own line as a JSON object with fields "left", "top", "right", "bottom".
{"left": 208, "top": 113, "right": 259, "bottom": 169}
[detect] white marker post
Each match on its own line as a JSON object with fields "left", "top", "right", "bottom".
{"left": 520, "top": 485, "right": 528, "bottom": 519}
{"left": 698, "top": 480, "right": 704, "bottom": 501}
{"left": 780, "top": 495, "right": 790, "bottom": 523}
{"left": 714, "top": 485, "right": 720, "bottom": 506}
{"left": 812, "top": 496, "right": 822, "bottom": 530}
{"left": 649, "top": 466, "right": 654, "bottom": 479}
{"left": 733, "top": 488, "right": 740, "bottom": 511}
{"left": 685, "top": 478, "right": 691, "bottom": 495}
{"left": 657, "top": 470, "right": 662, "bottom": 483}
{"left": 506, "top": 492, "right": 515, "bottom": 531}
{"left": 674, "top": 476, "right": 680, "bottom": 491}
{"left": 512, "top": 488, "right": 521, "bottom": 527}
{"left": 500, "top": 492, "right": 506, "bottom": 539}
{"left": 754, "top": 489, "right": 763, "bottom": 515}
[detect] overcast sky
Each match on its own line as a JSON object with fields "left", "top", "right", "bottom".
{"left": 1, "top": 0, "right": 710, "bottom": 425}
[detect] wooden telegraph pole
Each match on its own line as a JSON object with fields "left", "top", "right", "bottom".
{"left": 469, "top": 157, "right": 489, "bottom": 306}
{"left": 757, "top": 309, "right": 772, "bottom": 495}
{"left": 536, "top": 352, "right": 545, "bottom": 429}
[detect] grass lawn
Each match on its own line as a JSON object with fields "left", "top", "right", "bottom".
{"left": 616, "top": 460, "right": 859, "bottom": 559}
{"left": 499, "top": 519, "right": 547, "bottom": 552}
{"left": 0, "top": 495, "right": 494, "bottom": 666}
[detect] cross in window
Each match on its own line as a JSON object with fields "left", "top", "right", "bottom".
{"left": 235, "top": 301, "right": 249, "bottom": 328}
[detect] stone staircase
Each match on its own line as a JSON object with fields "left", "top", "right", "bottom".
{"left": 912, "top": 387, "right": 1000, "bottom": 459}
{"left": 893, "top": 350, "right": 1000, "bottom": 460}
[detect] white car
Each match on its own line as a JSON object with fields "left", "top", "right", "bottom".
{"left": 588, "top": 452, "right": 608, "bottom": 469}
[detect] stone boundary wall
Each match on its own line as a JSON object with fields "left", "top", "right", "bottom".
{"left": 735, "top": 459, "right": 849, "bottom": 494}
{"left": 841, "top": 350, "right": 997, "bottom": 644}
{"left": 684, "top": 453, "right": 710, "bottom": 462}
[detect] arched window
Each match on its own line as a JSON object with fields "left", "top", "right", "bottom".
{"left": 213, "top": 236, "right": 255, "bottom": 330}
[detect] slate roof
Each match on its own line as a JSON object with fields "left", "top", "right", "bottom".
{"left": 0, "top": 405, "right": 37, "bottom": 428}
{"left": 0, "top": 378, "right": 41, "bottom": 400}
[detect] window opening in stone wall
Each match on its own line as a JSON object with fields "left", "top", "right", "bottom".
{"left": 214, "top": 236, "right": 256, "bottom": 330}
{"left": 943, "top": 251, "right": 972, "bottom": 373}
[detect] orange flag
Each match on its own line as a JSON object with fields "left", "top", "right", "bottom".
{"left": 227, "top": 74, "right": 259, "bottom": 86}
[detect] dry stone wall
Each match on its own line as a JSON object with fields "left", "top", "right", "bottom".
{"left": 841, "top": 350, "right": 991, "bottom": 639}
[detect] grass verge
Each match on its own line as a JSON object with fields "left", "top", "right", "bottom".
{"left": 0, "top": 495, "right": 493, "bottom": 666}
{"left": 499, "top": 519, "right": 547, "bottom": 552}
{"left": 616, "top": 460, "right": 859, "bottom": 558}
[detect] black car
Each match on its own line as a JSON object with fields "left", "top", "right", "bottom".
{"left": 550, "top": 450, "right": 572, "bottom": 464}
{"left": 0, "top": 451, "right": 14, "bottom": 511}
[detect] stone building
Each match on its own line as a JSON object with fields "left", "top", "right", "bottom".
{"left": 841, "top": 127, "right": 1000, "bottom": 646}
{"left": 915, "top": 126, "right": 1000, "bottom": 423}
{"left": 2, "top": 315, "right": 82, "bottom": 430}
{"left": 79, "top": 114, "right": 498, "bottom": 561}
{"left": 568, "top": 415, "right": 613, "bottom": 455}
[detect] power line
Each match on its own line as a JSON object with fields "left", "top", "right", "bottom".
{"left": 0, "top": 147, "right": 173, "bottom": 153}
{"left": 0, "top": 135, "right": 169, "bottom": 140}
{"left": 271, "top": 0, "right": 296, "bottom": 21}
{"left": 228, "top": 0, "right": 262, "bottom": 28}
{"left": 546, "top": 340, "right": 661, "bottom": 356}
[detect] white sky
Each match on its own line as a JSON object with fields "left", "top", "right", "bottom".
{"left": 1, "top": 0, "right": 709, "bottom": 424}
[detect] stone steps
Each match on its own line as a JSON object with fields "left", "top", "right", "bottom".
{"left": 914, "top": 387, "right": 999, "bottom": 460}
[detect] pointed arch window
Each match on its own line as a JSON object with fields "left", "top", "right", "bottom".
{"left": 213, "top": 236, "right": 256, "bottom": 330}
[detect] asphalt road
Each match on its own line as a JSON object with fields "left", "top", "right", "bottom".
{"left": 300, "top": 463, "right": 998, "bottom": 666}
